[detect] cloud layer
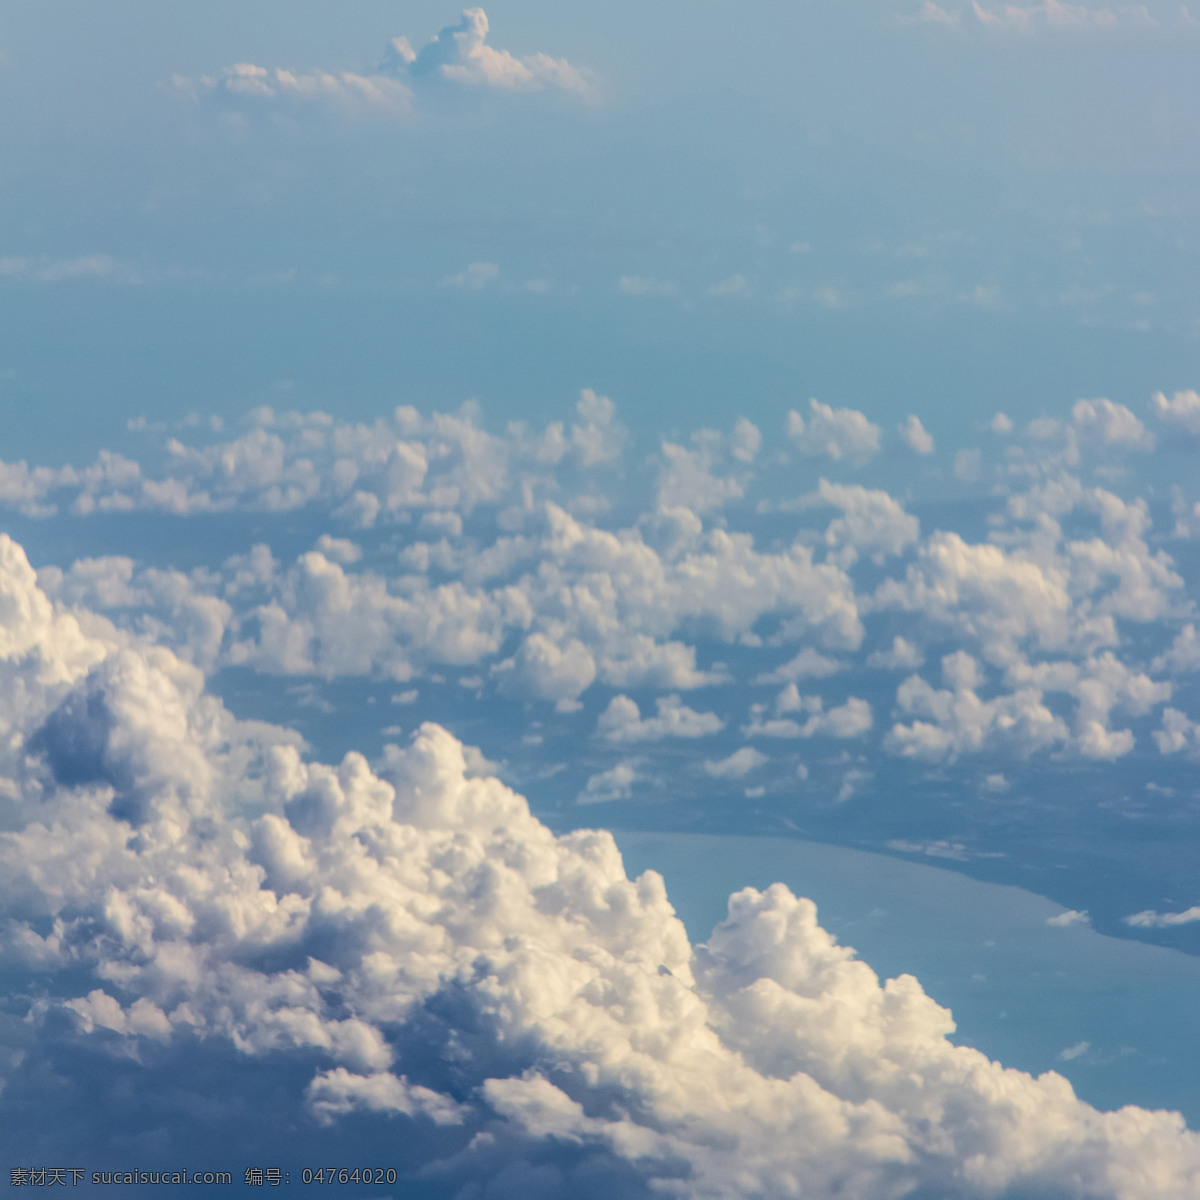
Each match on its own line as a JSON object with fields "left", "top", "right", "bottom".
{"left": 2, "top": 532, "right": 1199, "bottom": 1195}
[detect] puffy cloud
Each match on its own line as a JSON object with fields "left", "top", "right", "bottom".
{"left": 2, "top": 533, "right": 1200, "bottom": 1195}
{"left": 1153, "top": 707, "right": 1200, "bottom": 757}
{"left": 655, "top": 423, "right": 757, "bottom": 514}
{"left": 885, "top": 651, "right": 1070, "bottom": 761}
{"left": 875, "top": 531, "right": 1078, "bottom": 664}
{"left": 442, "top": 261, "right": 500, "bottom": 290}
{"left": 494, "top": 633, "right": 597, "bottom": 708}
{"left": 576, "top": 760, "right": 640, "bottom": 803}
{"left": 746, "top": 692, "right": 873, "bottom": 739}
{"left": 596, "top": 694, "right": 724, "bottom": 742}
{"left": 970, "top": 0, "right": 1157, "bottom": 32}
{"left": 176, "top": 62, "right": 413, "bottom": 116}
{"left": 866, "top": 636, "right": 925, "bottom": 670}
{"left": 1070, "top": 398, "right": 1153, "bottom": 450}
{"left": 702, "top": 747, "right": 768, "bottom": 778}
{"left": 756, "top": 647, "right": 844, "bottom": 684}
{"left": 1047, "top": 909, "right": 1091, "bottom": 927}
{"left": 394, "top": 8, "right": 592, "bottom": 96}
{"left": 898, "top": 414, "right": 935, "bottom": 454}
{"left": 1124, "top": 905, "right": 1200, "bottom": 928}
{"left": 177, "top": 8, "right": 591, "bottom": 118}
{"left": 787, "top": 399, "right": 881, "bottom": 464}
{"left": 1153, "top": 625, "right": 1200, "bottom": 674}
{"left": 800, "top": 478, "right": 919, "bottom": 565}
{"left": 1151, "top": 389, "right": 1200, "bottom": 437}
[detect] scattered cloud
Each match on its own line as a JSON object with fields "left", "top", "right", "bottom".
{"left": 787, "top": 399, "right": 881, "bottom": 464}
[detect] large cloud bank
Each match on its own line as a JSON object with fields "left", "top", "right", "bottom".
{"left": 1, "top": 533, "right": 1198, "bottom": 1196}
{"left": 13, "top": 388, "right": 1195, "bottom": 779}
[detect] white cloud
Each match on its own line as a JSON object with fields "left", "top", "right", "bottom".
{"left": 1124, "top": 904, "right": 1200, "bottom": 927}
{"left": 655, "top": 426, "right": 755, "bottom": 514}
{"left": 618, "top": 275, "right": 676, "bottom": 296}
{"left": 3, "top": 533, "right": 1200, "bottom": 1194}
{"left": 905, "top": 1, "right": 964, "bottom": 26}
{"left": 1151, "top": 389, "right": 1200, "bottom": 437}
{"left": 756, "top": 647, "right": 844, "bottom": 684}
{"left": 442, "top": 261, "right": 500, "bottom": 290}
{"left": 576, "top": 759, "right": 639, "bottom": 803}
{"left": 971, "top": 0, "right": 1156, "bottom": 32}
{"left": 1047, "top": 909, "right": 1091, "bottom": 927}
{"left": 178, "top": 8, "right": 591, "bottom": 118}
{"left": 703, "top": 747, "right": 768, "bottom": 778}
{"left": 596, "top": 694, "right": 724, "bottom": 742}
{"left": 800, "top": 478, "right": 919, "bottom": 565}
{"left": 1153, "top": 707, "right": 1200, "bottom": 757}
{"left": 866, "top": 636, "right": 925, "bottom": 670}
{"left": 786, "top": 399, "right": 881, "bottom": 464}
{"left": 898, "top": 414, "right": 935, "bottom": 454}
{"left": 746, "top": 694, "right": 872, "bottom": 739}
{"left": 1071, "top": 398, "right": 1153, "bottom": 450}
{"left": 397, "top": 8, "right": 592, "bottom": 96}
{"left": 885, "top": 651, "right": 1070, "bottom": 761}
{"left": 1059, "top": 1040, "right": 1091, "bottom": 1061}
{"left": 0, "top": 253, "right": 144, "bottom": 285}
{"left": 178, "top": 62, "right": 413, "bottom": 117}
{"left": 494, "top": 632, "right": 597, "bottom": 707}
{"left": 706, "top": 273, "right": 750, "bottom": 297}
{"left": 1153, "top": 625, "right": 1200, "bottom": 674}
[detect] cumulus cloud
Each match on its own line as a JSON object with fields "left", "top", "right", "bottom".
{"left": 1153, "top": 707, "right": 1200, "bottom": 757}
{"left": 176, "top": 8, "right": 591, "bottom": 117}
{"left": 702, "top": 746, "right": 768, "bottom": 778}
{"left": 576, "top": 759, "right": 640, "bottom": 803}
{"left": 746, "top": 692, "right": 873, "bottom": 739}
{"left": 755, "top": 647, "right": 844, "bottom": 684}
{"left": 787, "top": 399, "right": 881, "bottom": 464}
{"left": 654, "top": 421, "right": 760, "bottom": 514}
{"left": 390, "top": 8, "right": 592, "bottom": 96}
{"left": 1153, "top": 625, "right": 1200, "bottom": 674}
{"left": 970, "top": 0, "right": 1157, "bottom": 32}
{"left": 866, "top": 636, "right": 925, "bottom": 670}
{"left": 799, "top": 478, "right": 919, "bottom": 565}
{"left": 898, "top": 414, "right": 935, "bottom": 454}
{"left": 596, "top": 694, "right": 724, "bottom": 742}
{"left": 175, "top": 62, "right": 413, "bottom": 117}
{"left": 1070, "top": 398, "right": 1153, "bottom": 450}
{"left": 885, "top": 651, "right": 1069, "bottom": 761}
{"left": 3, "top": 535, "right": 1198, "bottom": 1195}
{"left": 442, "top": 261, "right": 500, "bottom": 290}
{"left": 1124, "top": 904, "right": 1200, "bottom": 928}
{"left": 1151, "top": 389, "right": 1200, "bottom": 438}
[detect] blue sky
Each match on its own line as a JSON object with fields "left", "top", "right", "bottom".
{"left": 3, "top": 4, "right": 1200, "bottom": 1197}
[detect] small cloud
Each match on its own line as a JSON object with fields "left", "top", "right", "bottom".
{"left": 706, "top": 274, "right": 750, "bottom": 298}
{"left": 577, "top": 760, "right": 638, "bottom": 804}
{"left": 990, "top": 412, "right": 1014, "bottom": 434}
{"left": 443, "top": 262, "right": 499, "bottom": 290}
{"left": 867, "top": 637, "right": 925, "bottom": 670}
{"left": 619, "top": 275, "right": 676, "bottom": 297}
{"left": 898, "top": 414, "right": 935, "bottom": 454}
{"left": 703, "top": 747, "right": 768, "bottom": 779}
{"left": 1124, "top": 905, "right": 1200, "bottom": 928}
{"left": 953, "top": 447, "right": 982, "bottom": 481}
{"left": 1046, "top": 909, "right": 1090, "bottom": 927}
{"left": 903, "top": 2, "right": 963, "bottom": 25}
{"left": 756, "top": 648, "right": 844, "bottom": 684}
{"left": 1058, "top": 1041, "right": 1091, "bottom": 1062}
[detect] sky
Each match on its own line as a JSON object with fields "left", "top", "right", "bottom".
{"left": 3, "top": 2, "right": 1200, "bottom": 1197}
